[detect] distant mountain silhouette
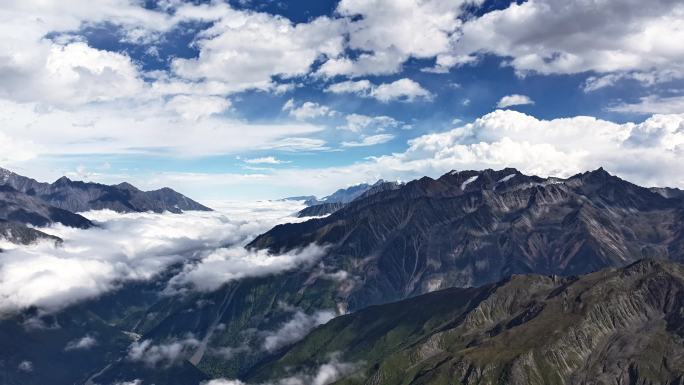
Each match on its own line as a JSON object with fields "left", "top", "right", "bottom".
{"left": 0, "top": 167, "right": 211, "bottom": 214}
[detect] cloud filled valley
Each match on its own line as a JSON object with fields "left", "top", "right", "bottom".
{"left": 0, "top": 200, "right": 322, "bottom": 314}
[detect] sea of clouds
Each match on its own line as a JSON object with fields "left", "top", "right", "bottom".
{"left": 0, "top": 200, "right": 325, "bottom": 314}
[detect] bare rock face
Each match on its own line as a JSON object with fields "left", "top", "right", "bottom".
{"left": 0, "top": 184, "right": 92, "bottom": 229}
{"left": 247, "top": 259, "right": 684, "bottom": 385}
{"left": 0, "top": 167, "right": 211, "bottom": 213}
{"left": 250, "top": 168, "right": 684, "bottom": 310}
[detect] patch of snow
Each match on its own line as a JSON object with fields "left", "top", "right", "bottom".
{"left": 461, "top": 175, "right": 479, "bottom": 190}
{"left": 497, "top": 174, "right": 516, "bottom": 184}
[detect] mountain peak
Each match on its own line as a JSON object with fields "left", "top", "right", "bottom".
{"left": 53, "top": 176, "right": 72, "bottom": 185}
{"left": 116, "top": 182, "right": 140, "bottom": 191}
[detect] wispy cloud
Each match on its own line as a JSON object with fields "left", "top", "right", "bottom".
{"left": 341, "top": 134, "right": 395, "bottom": 148}
{"left": 243, "top": 156, "right": 291, "bottom": 165}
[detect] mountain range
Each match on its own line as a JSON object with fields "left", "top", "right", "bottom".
{"left": 0, "top": 167, "right": 211, "bottom": 215}
{"left": 2, "top": 167, "right": 684, "bottom": 385}
{"left": 291, "top": 180, "right": 404, "bottom": 217}
{"left": 0, "top": 167, "right": 211, "bottom": 244}
{"left": 252, "top": 167, "right": 684, "bottom": 309}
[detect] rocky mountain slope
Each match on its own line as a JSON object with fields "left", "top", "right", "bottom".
{"left": 0, "top": 183, "right": 93, "bottom": 244}
{"left": 0, "top": 185, "right": 93, "bottom": 229}
{"left": 0, "top": 167, "right": 211, "bottom": 214}
{"left": 247, "top": 258, "right": 684, "bottom": 385}
{"left": 251, "top": 167, "right": 684, "bottom": 309}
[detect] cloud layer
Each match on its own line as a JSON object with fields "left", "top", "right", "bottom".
{"left": 0, "top": 200, "right": 321, "bottom": 314}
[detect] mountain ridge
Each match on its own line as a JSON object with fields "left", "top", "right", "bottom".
{"left": 250, "top": 167, "right": 684, "bottom": 310}
{"left": 0, "top": 167, "right": 212, "bottom": 214}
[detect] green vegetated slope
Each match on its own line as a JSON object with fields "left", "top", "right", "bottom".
{"left": 247, "top": 259, "right": 684, "bottom": 385}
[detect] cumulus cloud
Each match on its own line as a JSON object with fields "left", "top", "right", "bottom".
{"left": 496, "top": 94, "right": 534, "bottom": 108}
{"left": 325, "top": 78, "right": 432, "bottom": 102}
{"left": 318, "top": 0, "right": 482, "bottom": 77}
{"left": 282, "top": 100, "right": 337, "bottom": 121}
{"left": 450, "top": 0, "right": 684, "bottom": 85}
{"left": 65, "top": 335, "right": 98, "bottom": 351}
{"left": 0, "top": 200, "right": 313, "bottom": 314}
{"left": 153, "top": 111, "right": 684, "bottom": 196}
{"left": 165, "top": 95, "right": 232, "bottom": 121}
{"left": 262, "top": 310, "right": 336, "bottom": 352}
{"left": 361, "top": 110, "right": 684, "bottom": 187}
{"left": 171, "top": 13, "right": 344, "bottom": 93}
{"left": 0, "top": 2, "right": 340, "bottom": 162}
{"left": 341, "top": 134, "right": 395, "bottom": 148}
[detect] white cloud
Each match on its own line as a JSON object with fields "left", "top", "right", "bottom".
{"left": 340, "top": 114, "right": 403, "bottom": 133}
{"left": 608, "top": 95, "right": 684, "bottom": 115}
{"left": 318, "top": 0, "right": 482, "bottom": 77}
{"left": 450, "top": 0, "right": 684, "bottom": 85}
{"left": 268, "top": 137, "right": 330, "bottom": 152}
{"left": 165, "top": 95, "right": 231, "bottom": 121}
{"left": 0, "top": 2, "right": 337, "bottom": 164}
{"left": 127, "top": 336, "right": 200, "bottom": 367}
{"left": 282, "top": 100, "right": 337, "bottom": 121}
{"left": 371, "top": 79, "right": 433, "bottom": 103}
{"left": 203, "top": 380, "right": 245, "bottom": 385}
{"left": 150, "top": 110, "right": 684, "bottom": 197}
{"left": 165, "top": 244, "right": 327, "bottom": 293}
{"left": 171, "top": 14, "right": 344, "bottom": 93}
{"left": 0, "top": 99, "right": 324, "bottom": 159}
{"left": 341, "top": 134, "right": 395, "bottom": 148}
{"left": 262, "top": 310, "right": 335, "bottom": 352}
{"left": 65, "top": 335, "right": 98, "bottom": 351}
{"left": 325, "top": 78, "right": 432, "bottom": 103}
{"left": 0, "top": 200, "right": 316, "bottom": 314}
{"left": 325, "top": 80, "right": 373, "bottom": 94}
{"left": 496, "top": 94, "right": 534, "bottom": 108}
{"left": 244, "top": 157, "right": 290, "bottom": 165}
{"left": 18, "top": 360, "right": 33, "bottom": 372}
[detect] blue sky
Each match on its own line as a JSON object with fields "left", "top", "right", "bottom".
{"left": 1, "top": 0, "right": 683, "bottom": 200}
